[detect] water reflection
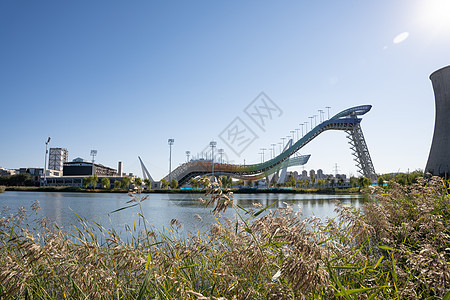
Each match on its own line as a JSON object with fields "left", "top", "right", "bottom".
{"left": 0, "top": 191, "right": 367, "bottom": 239}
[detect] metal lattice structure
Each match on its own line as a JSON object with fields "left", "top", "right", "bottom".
{"left": 346, "top": 123, "right": 377, "bottom": 180}
{"left": 48, "top": 148, "right": 68, "bottom": 172}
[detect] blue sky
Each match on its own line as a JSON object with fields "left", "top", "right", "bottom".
{"left": 1, "top": 0, "right": 450, "bottom": 179}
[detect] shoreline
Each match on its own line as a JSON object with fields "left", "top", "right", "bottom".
{"left": 1, "top": 186, "right": 363, "bottom": 195}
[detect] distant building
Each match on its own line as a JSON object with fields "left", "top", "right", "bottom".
{"left": 0, "top": 168, "right": 16, "bottom": 176}
{"left": 63, "top": 161, "right": 118, "bottom": 177}
{"left": 48, "top": 148, "right": 68, "bottom": 172}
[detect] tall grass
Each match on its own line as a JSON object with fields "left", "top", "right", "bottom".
{"left": 0, "top": 177, "right": 449, "bottom": 299}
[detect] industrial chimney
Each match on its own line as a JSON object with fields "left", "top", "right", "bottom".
{"left": 118, "top": 161, "right": 123, "bottom": 177}
{"left": 425, "top": 65, "right": 450, "bottom": 176}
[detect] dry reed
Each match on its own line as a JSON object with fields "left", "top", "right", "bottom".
{"left": 0, "top": 177, "right": 449, "bottom": 299}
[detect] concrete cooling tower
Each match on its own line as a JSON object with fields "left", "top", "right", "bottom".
{"left": 426, "top": 65, "right": 450, "bottom": 176}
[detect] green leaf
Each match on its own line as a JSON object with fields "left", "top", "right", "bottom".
{"left": 244, "top": 228, "right": 253, "bottom": 234}
{"left": 443, "top": 291, "right": 450, "bottom": 300}
{"left": 254, "top": 201, "right": 277, "bottom": 217}
{"left": 109, "top": 203, "right": 139, "bottom": 214}
{"left": 336, "top": 286, "right": 387, "bottom": 296}
{"left": 145, "top": 252, "right": 152, "bottom": 271}
{"left": 378, "top": 245, "right": 394, "bottom": 251}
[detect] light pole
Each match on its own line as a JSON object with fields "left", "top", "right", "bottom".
{"left": 304, "top": 121, "right": 309, "bottom": 133}
{"left": 300, "top": 123, "right": 304, "bottom": 137}
{"left": 186, "top": 151, "right": 190, "bottom": 163}
{"left": 271, "top": 144, "right": 276, "bottom": 158}
{"left": 309, "top": 116, "right": 314, "bottom": 129}
{"left": 326, "top": 106, "right": 331, "bottom": 119}
{"left": 260, "top": 148, "right": 266, "bottom": 162}
{"left": 43, "top": 137, "right": 51, "bottom": 186}
{"left": 90, "top": 150, "right": 97, "bottom": 176}
{"left": 168, "top": 139, "right": 174, "bottom": 182}
{"left": 290, "top": 130, "right": 295, "bottom": 141}
{"left": 313, "top": 115, "right": 318, "bottom": 126}
{"left": 295, "top": 128, "right": 300, "bottom": 141}
{"left": 210, "top": 141, "right": 216, "bottom": 181}
{"left": 318, "top": 110, "right": 324, "bottom": 122}
{"left": 218, "top": 148, "right": 224, "bottom": 163}
{"left": 278, "top": 142, "right": 282, "bottom": 154}
{"left": 281, "top": 137, "right": 286, "bottom": 149}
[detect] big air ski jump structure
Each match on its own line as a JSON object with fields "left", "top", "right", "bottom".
{"left": 141, "top": 105, "right": 377, "bottom": 186}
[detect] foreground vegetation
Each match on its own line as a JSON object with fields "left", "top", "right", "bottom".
{"left": 0, "top": 177, "right": 449, "bottom": 299}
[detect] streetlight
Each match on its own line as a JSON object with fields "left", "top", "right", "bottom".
{"left": 326, "top": 106, "right": 331, "bottom": 119}
{"left": 168, "top": 139, "right": 174, "bottom": 182}
{"left": 278, "top": 142, "right": 282, "bottom": 153}
{"left": 290, "top": 130, "right": 295, "bottom": 141}
{"left": 313, "top": 115, "right": 318, "bottom": 126}
{"left": 304, "top": 121, "right": 309, "bottom": 133}
{"left": 210, "top": 141, "right": 216, "bottom": 181}
{"left": 300, "top": 123, "right": 304, "bottom": 137}
{"left": 281, "top": 137, "right": 286, "bottom": 149}
{"left": 186, "top": 151, "right": 190, "bottom": 163}
{"left": 318, "top": 109, "right": 324, "bottom": 122}
{"left": 271, "top": 143, "right": 276, "bottom": 158}
{"left": 90, "top": 150, "right": 97, "bottom": 176}
{"left": 309, "top": 116, "right": 313, "bottom": 129}
{"left": 260, "top": 148, "right": 266, "bottom": 162}
{"left": 218, "top": 148, "right": 224, "bottom": 163}
{"left": 43, "top": 137, "right": 51, "bottom": 186}
{"left": 295, "top": 128, "right": 300, "bottom": 141}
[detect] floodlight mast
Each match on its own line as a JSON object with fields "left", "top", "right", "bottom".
{"left": 168, "top": 139, "right": 174, "bottom": 182}
{"left": 43, "top": 137, "right": 51, "bottom": 186}
{"left": 210, "top": 141, "right": 217, "bottom": 182}
{"left": 90, "top": 150, "right": 97, "bottom": 175}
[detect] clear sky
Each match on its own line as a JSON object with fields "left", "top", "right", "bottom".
{"left": 1, "top": 0, "right": 450, "bottom": 180}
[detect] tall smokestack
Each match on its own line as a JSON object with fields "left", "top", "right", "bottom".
{"left": 426, "top": 65, "right": 450, "bottom": 176}
{"left": 118, "top": 161, "right": 123, "bottom": 177}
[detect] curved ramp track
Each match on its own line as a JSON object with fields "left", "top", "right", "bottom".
{"left": 163, "top": 105, "right": 376, "bottom": 185}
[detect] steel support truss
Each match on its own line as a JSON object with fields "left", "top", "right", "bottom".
{"left": 346, "top": 123, "right": 376, "bottom": 181}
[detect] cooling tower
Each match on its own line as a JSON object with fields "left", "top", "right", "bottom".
{"left": 425, "top": 65, "right": 450, "bottom": 176}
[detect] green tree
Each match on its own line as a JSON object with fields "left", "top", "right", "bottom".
{"left": 114, "top": 180, "right": 122, "bottom": 189}
{"left": 170, "top": 179, "right": 178, "bottom": 189}
{"left": 317, "top": 179, "right": 326, "bottom": 187}
{"left": 377, "top": 176, "right": 385, "bottom": 187}
{"left": 358, "top": 176, "right": 371, "bottom": 188}
{"left": 135, "top": 177, "right": 143, "bottom": 188}
{"left": 189, "top": 177, "right": 198, "bottom": 189}
{"left": 338, "top": 177, "right": 344, "bottom": 187}
{"left": 83, "top": 176, "right": 93, "bottom": 188}
{"left": 92, "top": 174, "right": 98, "bottom": 189}
{"left": 287, "top": 176, "right": 296, "bottom": 187}
{"left": 161, "top": 179, "right": 170, "bottom": 189}
{"left": 101, "top": 177, "right": 110, "bottom": 189}
{"left": 143, "top": 178, "right": 152, "bottom": 190}
{"left": 122, "top": 176, "right": 131, "bottom": 190}
{"left": 349, "top": 176, "right": 358, "bottom": 188}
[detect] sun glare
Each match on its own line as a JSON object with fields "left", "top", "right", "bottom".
{"left": 416, "top": 0, "right": 450, "bottom": 34}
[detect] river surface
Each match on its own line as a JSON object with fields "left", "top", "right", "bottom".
{"left": 0, "top": 191, "right": 367, "bottom": 239}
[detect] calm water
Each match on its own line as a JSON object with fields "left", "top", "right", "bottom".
{"left": 0, "top": 191, "right": 366, "bottom": 238}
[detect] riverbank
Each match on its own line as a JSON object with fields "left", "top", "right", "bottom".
{"left": 2, "top": 185, "right": 363, "bottom": 194}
